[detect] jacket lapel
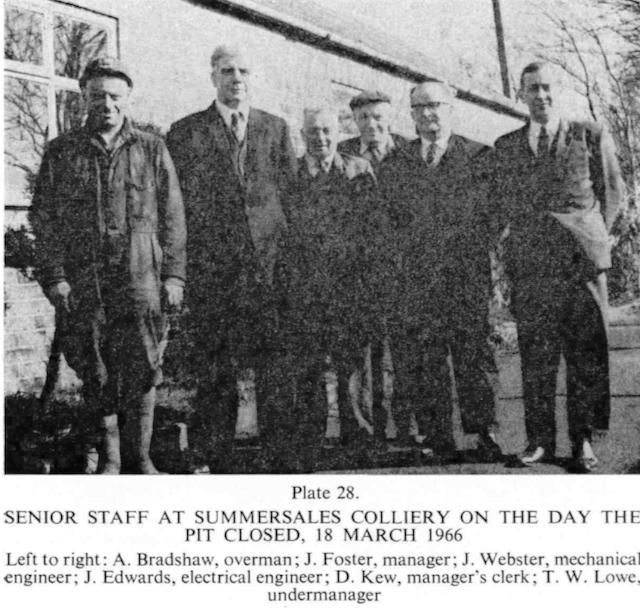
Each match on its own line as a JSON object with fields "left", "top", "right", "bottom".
{"left": 203, "top": 103, "right": 240, "bottom": 178}
{"left": 206, "top": 103, "right": 231, "bottom": 152}
{"left": 246, "top": 108, "right": 265, "bottom": 179}
{"left": 516, "top": 122, "right": 534, "bottom": 161}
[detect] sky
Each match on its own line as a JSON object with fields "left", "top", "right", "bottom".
{"left": 317, "top": 0, "right": 504, "bottom": 91}
{"left": 312, "top": 0, "right": 623, "bottom": 118}
{"left": 315, "top": 1, "right": 528, "bottom": 86}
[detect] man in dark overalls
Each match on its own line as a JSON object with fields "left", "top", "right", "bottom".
{"left": 31, "top": 58, "right": 186, "bottom": 474}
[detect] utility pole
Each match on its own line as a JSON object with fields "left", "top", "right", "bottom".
{"left": 492, "top": 0, "right": 511, "bottom": 97}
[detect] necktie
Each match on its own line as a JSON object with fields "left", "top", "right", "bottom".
{"left": 425, "top": 142, "right": 437, "bottom": 166}
{"left": 537, "top": 125, "right": 549, "bottom": 158}
{"left": 230, "top": 112, "right": 241, "bottom": 142}
{"left": 368, "top": 142, "right": 382, "bottom": 163}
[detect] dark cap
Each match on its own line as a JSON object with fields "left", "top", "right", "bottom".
{"left": 79, "top": 57, "right": 133, "bottom": 88}
{"left": 349, "top": 90, "right": 391, "bottom": 110}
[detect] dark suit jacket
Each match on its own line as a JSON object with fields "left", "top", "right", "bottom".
{"left": 277, "top": 152, "right": 378, "bottom": 355}
{"left": 166, "top": 102, "right": 297, "bottom": 331}
{"left": 378, "top": 134, "right": 492, "bottom": 329}
{"left": 488, "top": 120, "right": 624, "bottom": 274}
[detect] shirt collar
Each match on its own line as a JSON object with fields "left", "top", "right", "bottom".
{"left": 86, "top": 117, "right": 135, "bottom": 153}
{"left": 215, "top": 98, "right": 249, "bottom": 127}
{"left": 305, "top": 153, "right": 335, "bottom": 177}
{"left": 420, "top": 132, "right": 450, "bottom": 155}
{"left": 529, "top": 116, "right": 560, "bottom": 139}
{"left": 528, "top": 117, "right": 562, "bottom": 154}
{"left": 359, "top": 133, "right": 395, "bottom": 157}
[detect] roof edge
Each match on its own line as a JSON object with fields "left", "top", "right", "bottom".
{"left": 189, "top": 0, "right": 527, "bottom": 120}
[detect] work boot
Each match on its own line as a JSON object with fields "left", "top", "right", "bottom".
{"left": 136, "top": 388, "right": 165, "bottom": 474}
{"left": 99, "top": 414, "right": 121, "bottom": 474}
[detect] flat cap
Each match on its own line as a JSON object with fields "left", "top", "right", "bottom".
{"left": 80, "top": 57, "right": 133, "bottom": 88}
{"left": 349, "top": 90, "right": 391, "bottom": 110}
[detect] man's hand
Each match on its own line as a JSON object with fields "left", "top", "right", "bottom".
{"left": 46, "top": 281, "right": 71, "bottom": 312}
{"left": 163, "top": 279, "right": 184, "bottom": 310}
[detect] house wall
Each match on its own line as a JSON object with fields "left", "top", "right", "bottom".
{"left": 4, "top": 0, "right": 523, "bottom": 395}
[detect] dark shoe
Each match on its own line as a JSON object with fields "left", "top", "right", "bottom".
{"left": 520, "top": 445, "right": 546, "bottom": 466}
{"left": 430, "top": 445, "right": 460, "bottom": 465}
{"left": 475, "top": 431, "right": 503, "bottom": 463}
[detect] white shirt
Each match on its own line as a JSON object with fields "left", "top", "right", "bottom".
{"left": 528, "top": 116, "right": 561, "bottom": 155}
{"left": 305, "top": 153, "right": 335, "bottom": 177}
{"left": 215, "top": 99, "right": 249, "bottom": 142}
{"left": 419, "top": 132, "right": 451, "bottom": 166}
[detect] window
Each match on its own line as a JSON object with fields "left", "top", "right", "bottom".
{"left": 4, "top": 0, "right": 117, "bottom": 208}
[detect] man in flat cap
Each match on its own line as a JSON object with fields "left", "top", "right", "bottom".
{"left": 166, "top": 46, "right": 297, "bottom": 472}
{"left": 30, "top": 57, "right": 186, "bottom": 474}
{"left": 275, "top": 107, "right": 379, "bottom": 471}
{"left": 338, "top": 90, "right": 408, "bottom": 173}
{"left": 338, "top": 90, "right": 408, "bottom": 449}
{"left": 378, "top": 80, "right": 502, "bottom": 462}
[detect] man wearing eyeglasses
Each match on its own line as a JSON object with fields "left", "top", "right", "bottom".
{"left": 378, "top": 80, "right": 502, "bottom": 463}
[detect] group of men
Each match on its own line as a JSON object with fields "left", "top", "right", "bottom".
{"left": 30, "top": 45, "right": 624, "bottom": 474}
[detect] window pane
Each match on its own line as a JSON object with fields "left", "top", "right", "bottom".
{"left": 4, "top": 5, "right": 44, "bottom": 65}
{"left": 54, "top": 14, "right": 108, "bottom": 79}
{"left": 4, "top": 76, "right": 48, "bottom": 207}
{"left": 56, "top": 89, "right": 83, "bottom": 133}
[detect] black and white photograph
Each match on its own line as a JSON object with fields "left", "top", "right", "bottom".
{"left": 3, "top": 0, "right": 638, "bottom": 475}
{"left": 1, "top": 0, "right": 639, "bottom": 607}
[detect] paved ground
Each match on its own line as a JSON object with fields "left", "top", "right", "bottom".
{"left": 5, "top": 308, "right": 639, "bottom": 475}
{"left": 151, "top": 343, "right": 639, "bottom": 476}
{"left": 327, "top": 311, "right": 640, "bottom": 475}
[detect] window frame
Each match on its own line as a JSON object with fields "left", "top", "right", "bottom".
{"left": 4, "top": 0, "right": 118, "bottom": 208}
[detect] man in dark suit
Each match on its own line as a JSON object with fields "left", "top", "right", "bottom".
{"left": 487, "top": 62, "right": 624, "bottom": 471}
{"left": 379, "top": 81, "right": 502, "bottom": 462}
{"left": 166, "top": 46, "right": 297, "bottom": 472}
{"left": 276, "top": 107, "right": 379, "bottom": 471}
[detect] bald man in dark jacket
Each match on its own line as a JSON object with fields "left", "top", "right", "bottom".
{"left": 275, "top": 108, "right": 380, "bottom": 471}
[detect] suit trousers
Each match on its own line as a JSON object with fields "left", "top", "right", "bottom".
{"left": 283, "top": 320, "right": 366, "bottom": 471}
{"left": 512, "top": 271, "right": 610, "bottom": 454}
{"left": 188, "top": 279, "right": 283, "bottom": 471}
{"left": 389, "top": 319, "right": 499, "bottom": 450}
